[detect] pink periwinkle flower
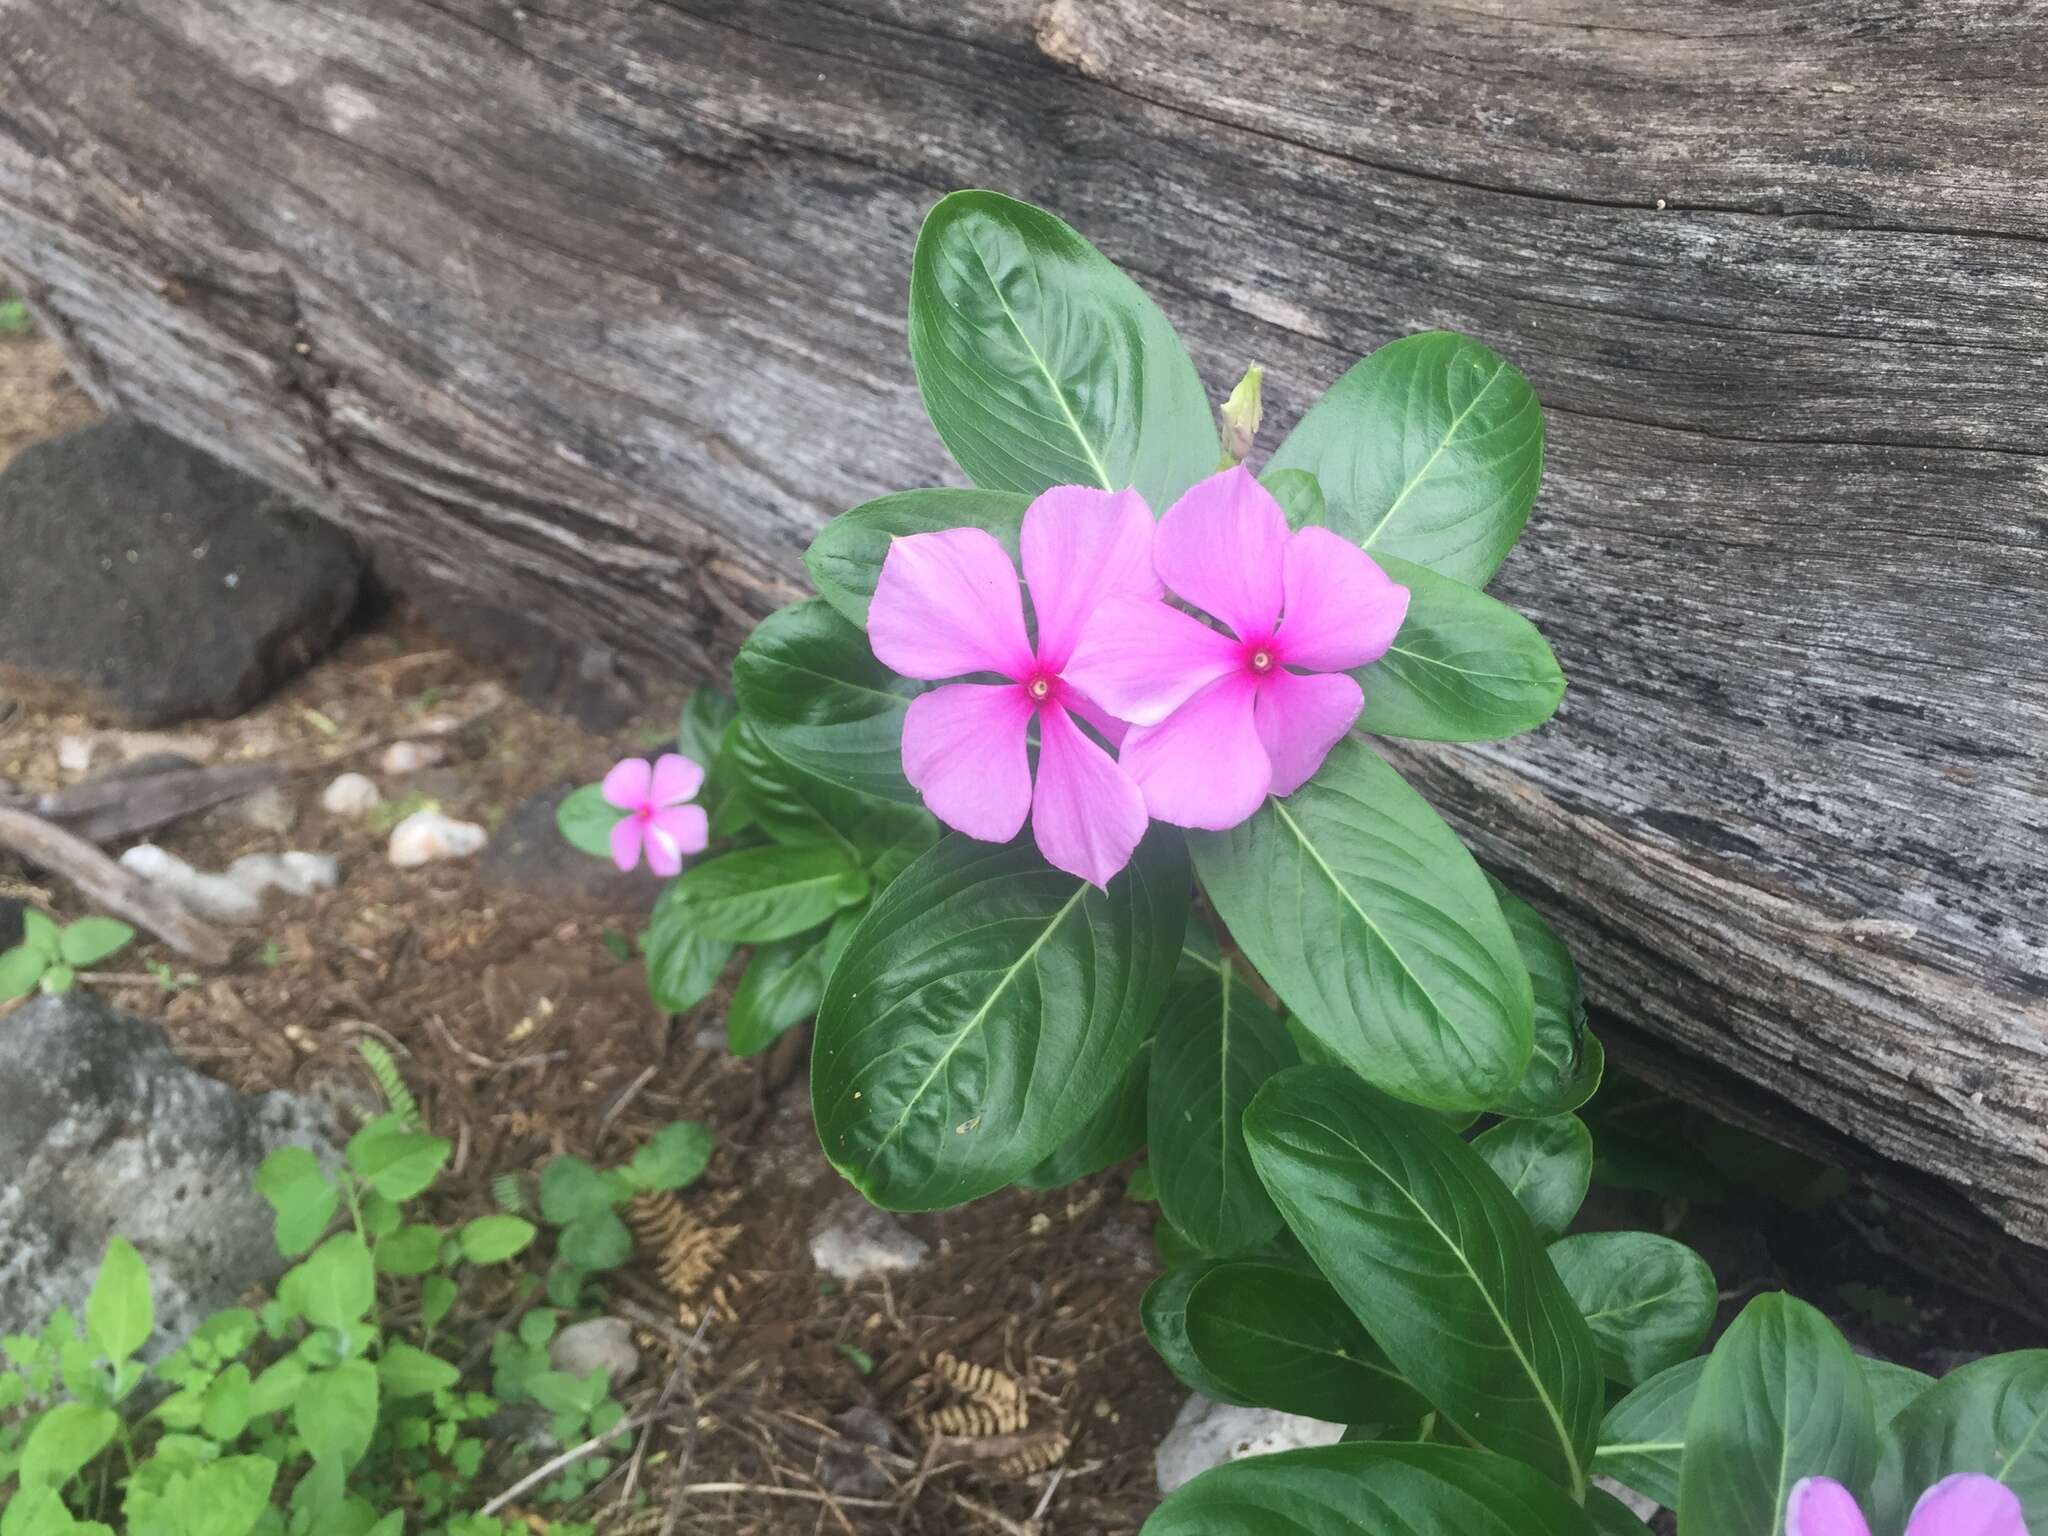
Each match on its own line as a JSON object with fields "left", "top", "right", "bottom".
{"left": 602, "top": 753, "right": 708, "bottom": 876}
{"left": 868, "top": 486, "right": 1158, "bottom": 888}
{"left": 1064, "top": 466, "right": 1410, "bottom": 830}
{"left": 1787, "top": 1475, "right": 2029, "bottom": 1536}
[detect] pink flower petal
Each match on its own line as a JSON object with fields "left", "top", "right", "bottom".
{"left": 1279, "top": 527, "right": 1412, "bottom": 672}
{"left": 870, "top": 528, "right": 1032, "bottom": 681}
{"left": 609, "top": 815, "right": 645, "bottom": 873}
{"left": 1063, "top": 689, "right": 1130, "bottom": 749}
{"left": 602, "top": 757, "right": 653, "bottom": 810}
{"left": 1063, "top": 596, "right": 1242, "bottom": 728}
{"left": 1020, "top": 485, "right": 1161, "bottom": 671}
{"left": 645, "top": 804, "right": 711, "bottom": 877}
{"left": 1031, "top": 705, "right": 1149, "bottom": 888}
{"left": 648, "top": 752, "right": 706, "bottom": 807}
{"left": 901, "top": 683, "right": 1035, "bottom": 843}
{"left": 1786, "top": 1479, "right": 1872, "bottom": 1536}
{"left": 1905, "top": 1475, "right": 2028, "bottom": 1536}
{"left": 1255, "top": 668, "right": 1364, "bottom": 796}
{"left": 1119, "top": 673, "right": 1270, "bottom": 830}
{"left": 1154, "top": 466, "right": 1289, "bottom": 641}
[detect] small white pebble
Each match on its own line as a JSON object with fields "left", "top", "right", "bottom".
{"left": 1655, "top": 197, "right": 1668, "bottom": 210}
{"left": 56, "top": 735, "right": 96, "bottom": 774}
{"left": 380, "top": 740, "right": 446, "bottom": 775}
{"left": 224, "top": 572, "right": 240, "bottom": 588}
{"left": 388, "top": 809, "right": 487, "bottom": 868}
{"left": 321, "top": 772, "right": 382, "bottom": 816}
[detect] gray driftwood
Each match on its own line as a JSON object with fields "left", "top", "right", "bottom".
{"left": 2, "top": 3, "right": 2043, "bottom": 1253}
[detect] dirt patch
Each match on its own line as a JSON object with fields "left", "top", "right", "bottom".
{"left": 0, "top": 332, "right": 97, "bottom": 466}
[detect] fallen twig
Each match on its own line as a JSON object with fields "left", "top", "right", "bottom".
{"left": 476, "top": 1412, "right": 647, "bottom": 1518}
{"left": 0, "top": 807, "right": 232, "bottom": 963}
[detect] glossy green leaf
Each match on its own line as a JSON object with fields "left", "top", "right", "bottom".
{"left": 1246, "top": 1067, "right": 1601, "bottom": 1491}
{"left": 86, "top": 1236, "right": 152, "bottom": 1364}
{"left": 1587, "top": 1488, "right": 1656, "bottom": 1535}
{"left": 1869, "top": 1351, "right": 2048, "bottom": 1535}
{"left": 1471, "top": 1115, "right": 1592, "bottom": 1241}
{"left": 1262, "top": 467, "right": 1325, "bottom": 531}
{"left": 727, "top": 929, "right": 831, "bottom": 1057}
{"left": 814, "top": 828, "right": 1187, "bottom": 1209}
{"left": 1142, "top": 1261, "right": 1250, "bottom": 1404}
{"left": 555, "top": 783, "right": 625, "bottom": 858}
{"left": 0, "top": 943, "right": 46, "bottom": 1001}
{"left": 1144, "top": 1441, "right": 1598, "bottom": 1536}
{"left": 1862, "top": 1358, "right": 1938, "bottom": 1430}
{"left": 294, "top": 1234, "right": 376, "bottom": 1329}
{"left": 1489, "top": 883, "right": 1603, "bottom": 1118}
{"left": 1265, "top": 331, "right": 1544, "bottom": 587}
{"left": 1360, "top": 554, "right": 1564, "bottom": 741}
{"left": 909, "top": 189, "right": 1217, "bottom": 511}
{"left": 1020, "top": 1038, "right": 1151, "bottom": 1189}
{"left": 1183, "top": 1260, "right": 1429, "bottom": 1424}
{"left": 665, "top": 844, "right": 868, "bottom": 943}
{"left": 1148, "top": 972, "right": 1297, "bottom": 1254}
{"left": 1192, "top": 737, "right": 1530, "bottom": 1110}
{"left": 676, "top": 687, "right": 735, "bottom": 767}
{"left": 729, "top": 720, "right": 910, "bottom": 858}
{"left": 59, "top": 918, "right": 134, "bottom": 968}
{"left": 732, "top": 598, "right": 921, "bottom": 801}
{"left": 805, "top": 488, "right": 1031, "bottom": 629}
{"left": 459, "top": 1215, "right": 537, "bottom": 1265}
{"left": 1548, "top": 1231, "right": 1715, "bottom": 1386}
{"left": 1678, "top": 1293, "right": 1876, "bottom": 1536}
{"left": 295, "top": 1360, "right": 379, "bottom": 1470}
{"left": 642, "top": 884, "right": 734, "bottom": 1014}
{"left": 19, "top": 1401, "right": 119, "bottom": 1487}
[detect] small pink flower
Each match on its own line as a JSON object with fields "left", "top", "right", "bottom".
{"left": 868, "top": 486, "right": 1157, "bottom": 888}
{"left": 1065, "top": 466, "right": 1409, "bottom": 830}
{"left": 602, "top": 753, "right": 708, "bottom": 876}
{"left": 1787, "top": 1474, "right": 2028, "bottom": 1536}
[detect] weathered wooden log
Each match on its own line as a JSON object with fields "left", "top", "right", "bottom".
{"left": 3, "top": 2, "right": 2043, "bottom": 1251}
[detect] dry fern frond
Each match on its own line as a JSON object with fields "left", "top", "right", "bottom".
{"left": 994, "top": 1430, "right": 1070, "bottom": 1478}
{"left": 933, "top": 1351, "right": 1023, "bottom": 1409}
{"left": 926, "top": 1400, "right": 1027, "bottom": 1438}
{"left": 629, "top": 1187, "right": 742, "bottom": 1325}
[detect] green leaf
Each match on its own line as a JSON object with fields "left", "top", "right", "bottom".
{"left": 459, "top": 1215, "right": 538, "bottom": 1265}
{"left": 200, "top": 1362, "right": 254, "bottom": 1441}
{"left": 727, "top": 930, "right": 832, "bottom": 1057}
{"left": 1489, "top": 884, "right": 1604, "bottom": 1118}
{"left": 1868, "top": 1350, "right": 2048, "bottom": 1536}
{"left": 1147, "top": 973, "right": 1296, "bottom": 1255}
{"left": 1265, "top": 331, "right": 1545, "bottom": 587}
{"left": 58, "top": 918, "right": 135, "bottom": 969}
{"left": 1020, "top": 1038, "right": 1151, "bottom": 1189}
{"left": 629, "top": 1121, "right": 714, "bottom": 1191}
{"left": 254, "top": 1146, "right": 338, "bottom": 1258}
{"left": 731, "top": 599, "right": 921, "bottom": 801}
{"left": 1588, "top": 1487, "right": 1657, "bottom": 1536}
{"left": 1190, "top": 737, "right": 1532, "bottom": 1111}
{"left": 555, "top": 783, "right": 626, "bottom": 858}
{"left": 86, "top": 1235, "right": 153, "bottom": 1364}
{"left": 665, "top": 844, "right": 868, "bottom": 944}
{"left": 344, "top": 1120, "right": 451, "bottom": 1202}
{"left": 1678, "top": 1293, "right": 1876, "bottom": 1536}
{"left": 1862, "top": 1358, "right": 1937, "bottom": 1430}
{"left": 1143, "top": 1262, "right": 1256, "bottom": 1404}
{"left": 805, "top": 488, "right": 1031, "bottom": 629}
{"left": 642, "top": 883, "right": 736, "bottom": 1013}
{"left": 249, "top": 1356, "right": 309, "bottom": 1416}
{"left": 1245, "top": 1067, "right": 1601, "bottom": 1492}
{"left": 559, "top": 1208, "right": 633, "bottom": 1271}
{"left": 729, "top": 721, "right": 903, "bottom": 857}
{"left": 540, "top": 1157, "right": 611, "bottom": 1223}
{"left": 1548, "top": 1232, "right": 1715, "bottom": 1387}
{"left": 1470, "top": 1115, "right": 1592, "bottom": 1241}
{"left": 0, "top": 944, "right": 46, "bottom": 1000}
{"left": 21, "top": 908, "right": 60, "bottom": 959}
{"left": 676, "top": 687, "right": 736, "bottom": 768}
{"left": 373, "top": 1225, "right": 443, "bottom": 1276}
{"left": 1261, "top": 467, "right": 1325, "bottom": 531}
{"left": 294, "top": 1234, "right": 376, "bottom": 1329}
{"left": 177, "top": 1456, "right": 276, "bottom": 1536}
{"left": 1182, "top": 1260, "right": 1430, "bottom": 1425}
{"left": 1359, "top": 554, "right": 1564, "bottom": 741}
{"left": 814, "top": 827, "right": 1187, "bottom": 1210}
{"left": 379, "top": 1341, "right": 460, "bottom": 1399}
{"left": 38, "top": 964, "right": 73, "bottom": 995}
{"left": 19, "top": 1401, "right": 119, "bottom": 1487}
{"left": 419, "top": 1276, "right": 457, "bottom": 1333}
{"left": 908, "top": 189, "right": 1217, "bottom": 512}
{"left": 1144, "top": 1441, "right": 1597, "bottom": 1536}
{"left": 295, "top": 1360, "right": 379, "bottom": 1470}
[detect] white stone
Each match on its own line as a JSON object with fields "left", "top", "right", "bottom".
{"left": 119, "top": 845, "right": 339, "bottom": 923}
{"left": 321, "top": 772, "right": 382, "bottom": 816}
{"left": 1594, "top": 1476, "right": 1661, "bottom": 1522}
{"left": 387, "top": 809, "right": 487, "bottom": 868}
{"left": 548, "top": 1317, "right": 640, "bottom": 1386}
{"left": 809, "top": 1197, "right": 928, "bottom": 1282}
{"left": 56, "top": 736, "right": 95, "bottom": 774}
{"left": 380, "top": 741, "right": 445, "bottom": 775}
{"left": 1154, "top": 1396, "right": 1347, "bottom": 1495}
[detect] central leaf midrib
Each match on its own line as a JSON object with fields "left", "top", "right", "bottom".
{"left": 1362, "top": 357, "right": 1510, "bottom": 551}
{"left": 963, "top": 242, "right": 1115, "bottom": 491}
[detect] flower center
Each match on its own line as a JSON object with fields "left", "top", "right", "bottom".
{"left": 1249, "top": 649, "right": 1275, "bottom": 675}
{"left": 635, "top": 805, "right": 654, "bottom": 822}
{"left": 1028, "top": 677, "right": 1051, "bottom": 700}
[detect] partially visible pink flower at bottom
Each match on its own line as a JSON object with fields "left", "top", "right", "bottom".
{"left": 1787, "top": 1475, "right": 2028, "bottom": 1536}
{"left": 602, "top": 753, "right": 708, "bottom": 876}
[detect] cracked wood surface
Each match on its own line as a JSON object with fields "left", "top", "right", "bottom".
{"left": 1, "top": 1, "right": 2044, "bottom": 1253}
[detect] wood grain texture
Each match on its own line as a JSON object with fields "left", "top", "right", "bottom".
{"left": 2, "top": 2, "right": 2043, "bottom": 1243}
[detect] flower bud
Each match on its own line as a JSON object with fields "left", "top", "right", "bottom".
{"left": 1217, "top": 364, "right": 1265, "bottom": 467}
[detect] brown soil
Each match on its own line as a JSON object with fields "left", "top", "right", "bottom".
{"left": 0, "top": 322, "right": 1181, "bottom": 1535}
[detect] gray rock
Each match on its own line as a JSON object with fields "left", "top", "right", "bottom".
{"left": 823, "top": 1406, "right": 897, "bottom": 1498}
{"left": 1154, "top": 1396, "right": 1346, "bottom": 1494}
{"left": 809, "top": 1197, "right": 929, "bottom": 1283}
{"left": 0, "top": 993, "right": 339, "bottom": 1356}
{"left": 546, "top": 1316, "right": 640, "bottom": 1386}
{"left": 0, "top": 418, "right": 363, "bottom": 725}
{"left": 477, "top": 782, "right": 663, "bottom": 912}
{"left": 206, "top": 783, "right": 299, "bottom": 836}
